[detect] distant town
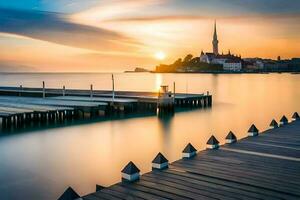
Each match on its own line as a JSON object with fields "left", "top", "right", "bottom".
{"left": 154, "top": 21, "right": 300, "bottom": 73}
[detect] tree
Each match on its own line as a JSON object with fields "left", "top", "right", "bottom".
{"left": 183, "top": 54, "right": 193, "bottom": 64}
{"left": 172, "top": 58, "right": 182, "bottom": 68}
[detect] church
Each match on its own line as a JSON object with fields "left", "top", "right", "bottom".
{"left": 200, "top": 21, "right": 243, "bottom": 71}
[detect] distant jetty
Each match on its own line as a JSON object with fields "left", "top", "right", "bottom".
{"left": 0, "top": 85, "right": 212, "bottom": 132}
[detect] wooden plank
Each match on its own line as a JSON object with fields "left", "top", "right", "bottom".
{"left": 193, "top": 154, "right": 300, "bottom": 181}
{"left": 0, "top": 106, "right": 34, "bottom": 114}
{"left": 223, "top": 142, "right": 300, "bottom": 158}
{"left": 196, "top": 149, "right": 300, "bottom": 172}
{"left": 0, "top": 112, "right": 11, "bottom": 117}
{"left": 128, "top": 179, "right": 214, "bottom": 200}
{"left": 84, "top": 194, "right": 110, "bottom": 200}
{"left": 160, "top": 169, "right": 279, "bottom": 200}
{"left": 0, "top": 102, "right": 73, "bottom": 112}
{"left": 142, "top": 173, "right": 241, "bottom": 200}
{"left": 50, "top": 96, "right": 138, "bottom": 103}
{"left": 109, "top": 184, "right": 166, "bottom": 200}
{"left": 0, "top": 96, "right": 107, "bottom": 108}
{"left": 176, "top": 156, "right": 300, "bottom": 188}
{"left": 91, "top": 190, "right": 124, "bottom": 200}
{"left": 118, "top": 182, "right": 191, "bottom": 200}
{"left": 172, "top": 162, "right": 300, "bottom": 198}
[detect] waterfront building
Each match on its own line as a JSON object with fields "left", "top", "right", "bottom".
{"left": 223, "top": 59, "right": 242, "bottom": 71}
{"left": 200, "top": 21, "right": 242, "bottom": 71}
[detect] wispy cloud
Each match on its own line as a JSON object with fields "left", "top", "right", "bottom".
{"left": 102, "top": 13, "right": 300, "bottom": 23}
{"left": 71, "top": 0, "right": 168, "bottom": 25}
{"left": 0, "top": 8, "right": 141, "bottom": 52}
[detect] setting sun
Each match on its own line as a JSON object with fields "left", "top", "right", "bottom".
{"left": 154, "top": 51, "right": 166, "bottom": 60}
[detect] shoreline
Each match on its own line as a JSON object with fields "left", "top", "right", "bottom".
{"left": 150, "top": 71, "right": 300, "bottom": 74}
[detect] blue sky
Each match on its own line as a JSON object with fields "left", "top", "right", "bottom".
{"left": 0, "top": 0, "right": 299, "bottom": 72}
{"left": 1, "top": 0, "right": 300, "bottom": 15}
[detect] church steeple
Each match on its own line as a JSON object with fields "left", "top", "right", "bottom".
{"left": 212, "top": 20, "right": 219, "bottom": 55}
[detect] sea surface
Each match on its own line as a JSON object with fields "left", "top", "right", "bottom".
{"left": 0, "top": 72, "right": 299, "bottom": 200}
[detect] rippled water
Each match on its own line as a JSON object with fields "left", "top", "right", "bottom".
{"left": 0, "top": 73, "right": 299, "bottom": 199}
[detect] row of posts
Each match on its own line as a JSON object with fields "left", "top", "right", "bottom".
{"left": 19, "top": 80, "right": 210, "bottom": 117}
{"left": 1, "top": 110, "right": 77, "bottom": 132}
{"left": 58, "top": 112, "right": 299, "bottom": 200}
{"left": 37, "top": 75, "right": 115, "bottom": 100}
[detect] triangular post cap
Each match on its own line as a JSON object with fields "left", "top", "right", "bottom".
{"left": 121, "top": 161, "right": 140, "bottom": 175}
{"left": 270, "top": 119, "right": 278, "bottom": 127}
{"left": 207, "top": 135, "right": 219, "bottom": 145}
{"left": 248, "top": 124, "right": 259, "bottom": 133}
{"left": 182, "top": 143, "right": 197, "bottom": 153}
{"left": 292, "top": 112, "right": 299, "bottom": 119}
{"left": 226, "top": 131, "right": 237, "bottom": 140}
{"left": 280, "top": 115, "right": 288, "bottom": 123}
{"left": 57, "top": 187, "right": 80, "bottom": 200}
{"left": 152, "top": 152, "right": 168, "bottom": 164}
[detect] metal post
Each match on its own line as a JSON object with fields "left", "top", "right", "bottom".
{"left": 90, "top": 84, "right": 93, "bottom": 98}
{"left": 112, "top": 74, "right": 115, "bottom": 104}
{"left": 63, "top": 86, "right": 65, "bottom": 96}
{"left": 19, "top": 85, "right": 22, "bottom": 96}
{"left": 42, "top": 81, "right": 45, "bottom": 98}
{"left": 173, "top": 81, "right": 176, "bottom": 103}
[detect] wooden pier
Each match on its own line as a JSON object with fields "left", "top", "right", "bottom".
{"left": 0, "top": 86, "right": 212, "bottom": 109}
{"left": 61, "top": 115, "right": 300, "bottom": 200}
{"left": 0, "top": 85, "right": 212, "bottom": 131}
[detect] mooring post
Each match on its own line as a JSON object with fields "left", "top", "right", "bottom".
{"left": 152, "top": 152, "right": 169, "bottom": 170}
{"left": 121, "top": 161, "right": 140, "bottom": 182}
{"left": 62, "top": 86, "right": 65, "bottom": 96}
{"left": 7, "top": 116, "right": 12, "bottom": 130}
{"left": 42, "top": 81, "right": 45, "bottom": 98}
{"left": 280, "top": 115, "right": 288, "bottom": 126}
{"left": 182, "top": 143, "right": 197, "bottom": 158}
{"left": 90, "top": 84, "right": 93, "bottom": 98}
{"left": 2, "top": 117, "right": 7, "bottom": 131}
{"left": 292, "top": 112, "right": 300, "bottom": 121}
{"left": 206, "top": 135, "right": 219, "bottom": 149}
{"left": 248, "top": 124, "right": 259, "bottom": 136}
{"left": 270, "top": 119, "right": 278, "bottom": 129}
{"left": 19, "top": 85, "right": 22, "bottom": 96}
{"left": 226, "top": 131, "right": 237, "bottom": 144}
{"left": 57, "top": 186, "right": 80, "bottom": 200}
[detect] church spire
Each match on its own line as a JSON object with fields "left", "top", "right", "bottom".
{"left": 213, "top": 20, "right": 217, "bottom": 40}
{"left": 212, "top": 20, "right": 219, "bottom": 55}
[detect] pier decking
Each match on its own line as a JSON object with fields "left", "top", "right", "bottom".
{"left": 78, "top": 119, "right": 300, "bottom": 200}
{"left": 0, "top": 86, "right": 212, "bottom": 106}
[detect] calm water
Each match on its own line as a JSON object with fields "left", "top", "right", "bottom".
{"left": 0, "top": 73, "right": 299, "bottom": 200}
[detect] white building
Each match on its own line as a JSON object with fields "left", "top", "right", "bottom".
{"left": 199, "top": 21, "right": 243, "bottom": 72}
{"left": 223, "top": 60, "right": 242, "bottom": 71}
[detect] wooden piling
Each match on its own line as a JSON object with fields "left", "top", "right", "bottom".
{"left": 42, "top": 81, "right": 45, "bottom": 98}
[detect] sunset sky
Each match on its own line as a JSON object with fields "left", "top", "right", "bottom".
{"left": 0, "top": 0, "right": 300, "bottom": 72}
